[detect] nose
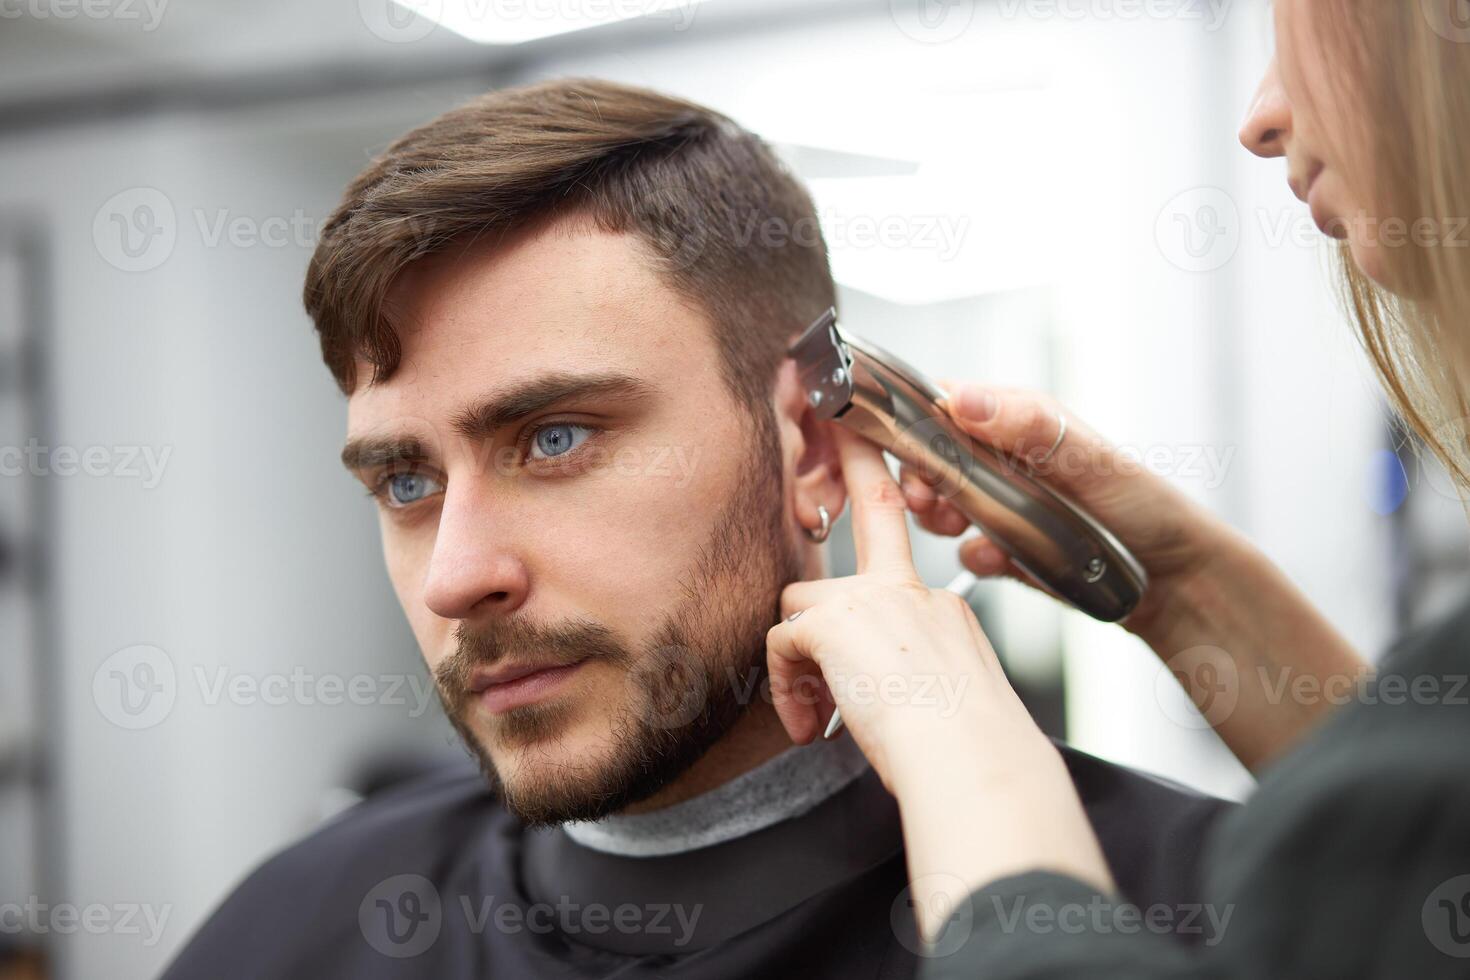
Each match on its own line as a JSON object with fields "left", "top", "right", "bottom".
{"left": 421, "top": 484, "right": 530, "bottom": 622}
{"left": 1239, "top": 57, "right": 1290, "bottom": 159}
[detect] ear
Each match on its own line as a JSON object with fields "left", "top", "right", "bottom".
{"left": 772, "top": 358, "right": 844, "bottom": 534}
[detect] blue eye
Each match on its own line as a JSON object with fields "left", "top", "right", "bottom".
{"left": 383, "top": 470, "right": 443, "bottom": 508}
{"left": 530, "top": 422, "right": 594, "bottom": 461}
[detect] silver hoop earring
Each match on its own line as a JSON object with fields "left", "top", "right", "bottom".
{"left": 804, "top": 504, "right": 831, "bottom": 543}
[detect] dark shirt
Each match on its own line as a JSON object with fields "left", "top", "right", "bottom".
{"left": 921, "top": 599, "right": 1470, "bottom": 979}
{"left": 160, "top": 741, "right": 1232, "bottom": 979}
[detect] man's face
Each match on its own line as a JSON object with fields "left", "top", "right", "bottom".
{"left": 342, "top": 216, "right": 805, "bottom": 825}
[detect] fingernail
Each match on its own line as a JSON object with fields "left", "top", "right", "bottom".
{"left": 823, "top": 709, "right": 845, "bottom": 739}
{"left": 957, "top": 388, "right": 997, "bottom": 422}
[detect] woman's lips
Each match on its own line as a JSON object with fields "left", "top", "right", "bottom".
{"left": 479, "top": 660, "right": 586, "bottom": 713}
{"left": 1307, "top": 182, "right": 1349, "bottom": 240}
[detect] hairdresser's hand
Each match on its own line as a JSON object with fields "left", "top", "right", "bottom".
{"left": 898, "top": 381, "right": 1237, "bottom": 641}
{"left": 766, "top": 425, "right": 1115, "bottom": 933}
{"left": 902, "top": 381, "right": 1368, "bottom": 772}
{"left": 766, "top": 426, "right": 1055, "bottom": 792}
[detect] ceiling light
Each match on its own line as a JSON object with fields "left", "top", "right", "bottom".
{"left": 387, "top": 0, "right": 709, "bottom": 45}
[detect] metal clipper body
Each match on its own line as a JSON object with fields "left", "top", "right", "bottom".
{"left": 787, "top": 308, "right": 1148, "bottom": 622}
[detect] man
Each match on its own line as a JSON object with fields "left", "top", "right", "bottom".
{"left": 161, "top": 77, "right": 1230, "bottom": 979}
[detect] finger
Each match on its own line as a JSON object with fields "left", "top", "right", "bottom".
{"left": 899, "top": 467, "right": 939, "bottom": 513}
{"left": 958, "top": 535, "right": 1017, "bottom": 578}
{"left": 939, "top": 384, "right": 1106, "bottom": 481}
{"left": 909, "top": 495, "right": 972, "bottom": 537}
{"left": 780, "top": 576, "right": 863, "bottom": 619}
{"left": 898, "top": 452, "right": 949, "bottom": 494}
{"left": 959, "top": 535, "right": 1068, "bottom": 605}
{"left": 898, "top": 445, "right": 975, "bottom": 537}
{"left": 831, "top": 426, "right": 919, "bottom": 580}
{"left": 765, "top": 617, "right": 825, "bottom": 744}
{"left": 901, "top": 466, "right": 973, "bottom": 538}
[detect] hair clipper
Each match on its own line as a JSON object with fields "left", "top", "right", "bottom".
{"left": 786, "top": 308, "right": 1148, "bottom": 623}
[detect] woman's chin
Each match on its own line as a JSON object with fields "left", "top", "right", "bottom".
{"left": 1345, "top": 239, "right": 1400, "bottom": 295}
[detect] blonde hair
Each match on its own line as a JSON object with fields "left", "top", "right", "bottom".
{"left": 1286, "top": 1, "right": 1470, "bottom": 492}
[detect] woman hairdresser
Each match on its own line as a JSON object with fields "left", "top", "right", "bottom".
{"left": 766, "top": 1, "right": 1470, "bottom": 976}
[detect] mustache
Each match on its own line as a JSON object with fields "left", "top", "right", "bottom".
{"left": 434, "top": 616, "right": 631, "bottom": 706}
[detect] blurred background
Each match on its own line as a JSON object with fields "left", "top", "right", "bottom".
{"left": 2, "top": 0, "right": 1467, "bottom": 976}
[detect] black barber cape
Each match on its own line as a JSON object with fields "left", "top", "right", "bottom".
{"left": 160, "top": 742, "right": 1232, "bottom": 979}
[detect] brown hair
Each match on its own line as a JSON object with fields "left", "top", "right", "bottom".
{"left": 1285, "top": 2, "right": 1470, "bottom": 490}
{"left": 303, "top": 77, "right": 835, "bottom": 414}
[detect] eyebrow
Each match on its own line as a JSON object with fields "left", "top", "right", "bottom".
{"left": 339, "top": 371, "right": 657, "bottom": 472}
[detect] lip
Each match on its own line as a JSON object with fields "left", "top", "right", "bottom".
{"left": 472, "top": 659, "right": 588, "bottom": 714}
{"left": 1307, "top": 182, "right": 1349, "bottom": 240}
{"left": 1291, "top": 161, "right": 1324, "bottom": 204}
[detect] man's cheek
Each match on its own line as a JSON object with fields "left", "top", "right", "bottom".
{"left": 383, "top": 554, "right": 413, "bottom": 612}
{"left": 557, "top": 495, "right": 689, "bottom": 591}
{"left": 569, "top": 676, "right": 628, "bottom": 742}
{"left": 380, "top": 533, "right": 442, "bottom": 660}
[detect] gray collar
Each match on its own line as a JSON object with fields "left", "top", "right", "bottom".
{"left": 560, "top": 733, "right": 871, "bottom": 857}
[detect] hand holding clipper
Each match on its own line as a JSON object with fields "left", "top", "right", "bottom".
{"left": 786, "top": 308, "right": 1148, "bottom": 624}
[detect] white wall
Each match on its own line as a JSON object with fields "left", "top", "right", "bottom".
{"left": 0, "top": 89, "right": 487, "bottom": 978}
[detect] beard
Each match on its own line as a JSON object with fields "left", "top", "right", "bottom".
{"left": 432, "top": 402, "right": 804, "bottom": 827}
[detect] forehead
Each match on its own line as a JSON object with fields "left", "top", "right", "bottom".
{"left": 346, "top": 216, "right": 714, "bottom": 428}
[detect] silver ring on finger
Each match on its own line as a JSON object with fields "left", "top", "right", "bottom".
{"left": 1035, "top": 410, "right": 1066, "bottom": 466}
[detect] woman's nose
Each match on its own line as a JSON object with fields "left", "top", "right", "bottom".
{"left": 1239, "top": 58, "right": 1291, "bottom": 159}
